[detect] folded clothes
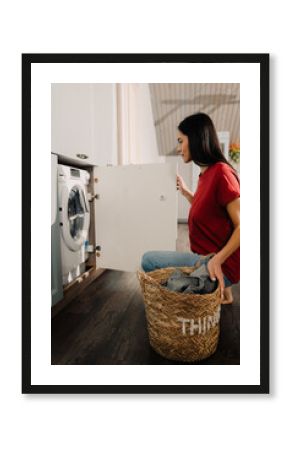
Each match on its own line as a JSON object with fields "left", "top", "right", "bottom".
{"left": 163, "top": 261, "right": 218, "bottom": 295}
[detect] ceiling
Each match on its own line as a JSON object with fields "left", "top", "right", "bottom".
{"left": 149, "top": 83, "right": 240, "bottom": 156}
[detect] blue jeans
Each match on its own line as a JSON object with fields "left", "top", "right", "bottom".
{"left": 141, "top": 250, "right": 233, "bottom": 288}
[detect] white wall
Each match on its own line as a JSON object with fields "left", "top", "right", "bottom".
{"left": 137, "top": 84, "right": 165, "bottom": 164}
{"left": 5, "top": 2, "right": 288, "bottom": 450}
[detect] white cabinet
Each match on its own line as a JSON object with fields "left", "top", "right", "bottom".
{"left": 93, "top": 162, "right": 178, "bottom": 272}
{"left": 51, "top": 154, "right": 63, "bottom": 305}
{"left": 51, "top": 84, "right": 116, "bottom": 166}
{"left": 51, "top": 84, "right": 94, "bottom": 163}
{"left": 90, "top": 84, "right": 117, "bottom": 167}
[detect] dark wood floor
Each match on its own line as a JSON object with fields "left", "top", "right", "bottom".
{"left": 51, "top": 269, "right": 240, "bottom": 365}
{"left": 52, "top": 225, "right": 240, "bottom": 365}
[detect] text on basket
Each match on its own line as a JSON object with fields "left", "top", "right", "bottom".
{"left": 177, "top": 306, "right": 221, "bottom": 336}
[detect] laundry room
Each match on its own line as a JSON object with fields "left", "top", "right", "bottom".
{"left": 51, "top": 83, "right": 240, "bottom": 365}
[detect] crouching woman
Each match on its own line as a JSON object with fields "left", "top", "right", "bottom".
{"left": 141, "top": 113, "right": 240, "bottom": 304}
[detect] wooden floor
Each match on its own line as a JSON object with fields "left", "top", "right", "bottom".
{"left": 52, "top": 225, "right": 240, "bottom": 365}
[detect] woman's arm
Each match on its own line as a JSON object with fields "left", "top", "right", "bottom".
{"left": 216, "top": 197, "right": 240, "bottom": 263}
{"left": 207, "top": 197, "right": 240, "bottom": 300}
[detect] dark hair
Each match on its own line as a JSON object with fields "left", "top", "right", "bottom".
{"left": 178, "top": 112, "right": 236, "bottom": 173}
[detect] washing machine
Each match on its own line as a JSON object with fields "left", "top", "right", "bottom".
{"left": 57, "top": 164, "right": 91, "bottom": 286}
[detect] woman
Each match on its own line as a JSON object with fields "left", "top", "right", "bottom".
{"left": 141, "top": 113, "right": 240, "bottom": 304}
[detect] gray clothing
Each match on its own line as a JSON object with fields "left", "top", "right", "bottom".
{"left": 163, "top": 259, "right": 218, "bottom": 295}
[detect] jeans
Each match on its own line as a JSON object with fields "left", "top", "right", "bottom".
{"left": 141, "top": 250, "right": 233, "bottom": 288}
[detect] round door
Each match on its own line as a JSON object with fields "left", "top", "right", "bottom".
{"left": 59, "top": 183, "right": 90, "bottom": 251}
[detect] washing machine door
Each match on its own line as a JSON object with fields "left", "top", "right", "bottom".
{"left": 59, "top": 183, "right": 90, "bottom": 252}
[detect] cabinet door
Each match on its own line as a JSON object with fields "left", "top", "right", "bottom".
{"left": 51, "top": 84, "right": 116, "bottom": 166}
{"left": 94, "top": 162, "right": 178, "bottom": 272}
{"left": 51, "top": 84, "right": 94, "bottom": 164}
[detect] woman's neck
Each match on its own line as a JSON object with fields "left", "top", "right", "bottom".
{"left": 200, "top": 165, "right": 209, "bottom": 174}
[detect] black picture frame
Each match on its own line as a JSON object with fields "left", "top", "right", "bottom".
{"left": 22, "top": 53, "right": 269, "bottom": 394}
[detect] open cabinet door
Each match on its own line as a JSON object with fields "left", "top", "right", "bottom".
{"left": 93, "top": 162, "right": 178, "bottom": 272}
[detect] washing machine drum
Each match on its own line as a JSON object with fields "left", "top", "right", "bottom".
{"left": 60, "top": 184, "right": 90, "bottom": 251}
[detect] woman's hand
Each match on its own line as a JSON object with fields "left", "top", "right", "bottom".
{"left": 177, "top": 174, "right": 194, "bottom": 205}
{"left": 176, "top": 175, "right": 188, "bottom": 194}
{"left": 176, "top": 174, "right": 190, "bottom": 195}
{"left": 176, "top": 174, "right": 187, "bottom": 194}
{"left": 206, "top": 254, "right": 226, "bottom": 303}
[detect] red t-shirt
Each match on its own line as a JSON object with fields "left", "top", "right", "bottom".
{"left": 188, "top": 162, "right": 240, "bottom": 284}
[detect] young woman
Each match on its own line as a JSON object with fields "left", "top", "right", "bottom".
{"left": 141, "top": 113, "right": 240, "bottom": 304}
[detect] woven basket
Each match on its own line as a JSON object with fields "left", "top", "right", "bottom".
{"left": 137, "top": 263, "right": 221, "bottom": 363}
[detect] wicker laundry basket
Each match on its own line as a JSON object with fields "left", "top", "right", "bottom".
{"left": 137, "top": 263, "right": 222, "bottom": 363}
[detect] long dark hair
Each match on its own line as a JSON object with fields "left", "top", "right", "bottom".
{"left": 178, "top": 112, "right": 237, "bottom": 175}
